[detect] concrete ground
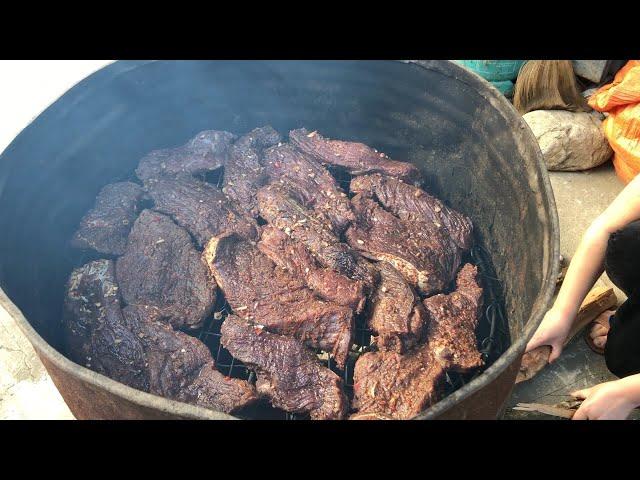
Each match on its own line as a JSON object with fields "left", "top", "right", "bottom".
{"left": 504, "top": 161, "right": 640, "bottom": 420}
{"left": 0, "top": 309, "right": 74, "bottom": 419}
{"left": 0, "top": 161, "right": 628, "bottom": 420}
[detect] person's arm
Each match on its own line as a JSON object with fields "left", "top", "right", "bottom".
{"left": 526, "top": 174, "right": 640, "bottom": 361}
{"left": 572, "top": 374, "right": 640, "bottom": 420}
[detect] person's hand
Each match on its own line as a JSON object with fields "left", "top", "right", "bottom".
{"left": 571, "top": 380, "right": 637, "bottom": 420}
{"left": 525, "top": 308, "right": 573, "bottom": 362}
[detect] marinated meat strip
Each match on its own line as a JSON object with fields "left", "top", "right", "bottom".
{"left": 258, "top": 225, "right": 366, "bottom": 313}
{"left": 422, "top": 264, "right": 484, "bottom": 371}
{"left": 147, "top": 175, "right": 258, "bottom": 247}
{"left": 203, "top": 233, "right": 353, "bottom": 369}
{"left": 257, "top": 184, "right": 376, "bottom": 290}
{"left": 222, "top": 126, "right": 282, "bottom": 217}
{"left": 350, "top": 174, "right": 473, "bottom": 250}
{"left": 351, "top": 264, "right": 484, "bottom": 419}
{"left": 346, "top": 193, "right": 462, "bottom": 296}
{"left": 289, "top": 128, "right": 421, "bottom": 183}
{"left": 116, "top": 210, "right": 216, "bottom": 330}
{"left": 71, "top": 182, "right": 145, "bottom": 256}
{"left": 262, "top": 143, "right": 354, "bottom": 232}
{"left": 221, "top": 315, "right": 348, "bottom": 420}
{"left": 64, "top": 261, "right": 257, "bottom": 413}
{"left": 136, "top": 130, "right": 235, "bottom": 182}
{"left": 368, "top": 262, "right": 428, "bottom": 353}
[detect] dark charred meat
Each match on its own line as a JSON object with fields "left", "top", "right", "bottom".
{"left": 350, "top": 174, "right": 473, "bottom": 250}
{"left": 350, "top": 264, "right": 484, "bottom": 419}
{"left": 71, "top": 182, "right": 145, "bottom": 256}
{"left": 115, "top": 210, "right": 216, "bottom": 330}
{"left": 146, "top": 175, "right": 258, "bottom": 247}
{"left": 64, "top": 259, "right": 132, "bottom": 372}
{"left": 289, "top": 128, "right": 421, "bottom": 183}
{"left": 346, "top": 193, "right": 462, "bottom": 296}
{"left": 256, "top": 184, "right": 375, "bottom": 290}
{"left": 422, "top": 263, "right": 484, "bottom": 372}
{"left": 258, "top": 225, "right": 366, "bottom": 313}
{"left": 221, "top": 315, "right": 348, "bottom": 420}
{"left": 222, "top": 126, "right": 282, "bottom": 217}
{"left": 136, "top": 130, "right": 235, "bottom": 182}
{"left": 262, "top": 143, "right": 354, "bottom": 232}
{"left": 64, "top": 268, "right": 256, "bottom": 414}
{"left": 368, "top": 262, "right": 428, "bottom": 353}
{"left": 203, "top": 233, "right": 353, "bottom": 369}
{"left": 123, "top": 305, "right": 258, "bottom": 413}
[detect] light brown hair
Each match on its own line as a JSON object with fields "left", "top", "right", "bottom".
{"left": 513, "top": 60, "right": 590, "bottom": 115}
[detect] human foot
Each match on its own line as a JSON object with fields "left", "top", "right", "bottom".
{"left": 586, "top": 309, "right": 616, "bottom": 354}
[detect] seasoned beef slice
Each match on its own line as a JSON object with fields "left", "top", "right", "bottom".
{"left": 203, "top": 233, "right": 353, "bottom": 369}
{"left": 262, "top": 143, "right": 354, "bottom": 233}
{"left": 346, "top": 193, "right": 463, "bottom": 295}
{"left": 147, "top": 175, "right": 258, "bottom": 247}
{"left": 221, "top": 315, "right": 348, "bottom": 420}
{"left": 115, "top": 209, "right": 216, "bottom": 330}
{"left": 351, "top": 264, "right": 483, "bottom": 419}
{"left": 289, "top": 128, "right": 421, "bottom": 183}
{"left": 64, "top": 261, "right": 256, "bottom": 413}
{"left": 71, "top": 181, "right": 145, "bottom": 256}
{"left": 350, "top": 174, "right": 473, "bottom": 250}
{"left": 221, "top": 126, "right": 282, "bottom": 217}
{"left": 136, "top": 130, "right": 235, "bottom": 182}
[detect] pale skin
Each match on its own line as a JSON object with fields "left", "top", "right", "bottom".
{"left": 526, "top": 173, "right": 640, "bottom": 420}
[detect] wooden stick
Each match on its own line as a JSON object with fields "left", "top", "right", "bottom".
{"left": 516, "top": 287, "right": 617, "bottom": 384}
{"left": 512, "top": 402, "right": 576, "bottom": 419}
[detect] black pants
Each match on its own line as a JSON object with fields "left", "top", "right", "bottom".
{"left": 604, "top": 220, "right": 640, "bottom": 378}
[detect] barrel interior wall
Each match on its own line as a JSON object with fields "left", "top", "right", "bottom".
{"left": 0, "top": 61, "right": 552, "bottom": 413}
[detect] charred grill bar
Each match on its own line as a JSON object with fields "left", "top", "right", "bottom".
{"left": 0, "top": 60, "right": 559, "bottom": 420}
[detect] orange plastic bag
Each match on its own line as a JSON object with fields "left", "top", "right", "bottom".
{"left": 589, "top": 61, "right": 640, "bottom": 183}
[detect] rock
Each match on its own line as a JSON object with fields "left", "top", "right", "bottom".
{"left": 523, "top": 110, "right": 613, "bottom": 171}
{"left": 572, "top": 60, "right": 608, "bottom": 83}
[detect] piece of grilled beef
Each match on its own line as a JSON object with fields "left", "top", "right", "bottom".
{"left": 123, "top": 305, "right": 258, "bottom": 413}
{"left": 64, "top": 260, "right": 257, "bottom": 413}
{"left": 258, "top": 225, "right": 366, "bottom": 313}
{"left": 350, "top": 174, "right": 473, "bottom": 250}
{"left": 350, "top": 263, "right": 483, "bottom": 419}
{"left": 289, "top": 128, "right": 421, "bottom": 183}
{"left": 146, "top": 175, "right": 259, "bottom": 247}
{"left": 346, "top": 193, "right": 462, "bottom": 296}
{"left": 256, "top": 184, "right": 376, "bottom": 291}
{"left": 422, "top": 264, "right": 484, "bottom": 372}
{"left": 351, "top": 344, "right": 446, "bottom": 420}
{"left": 115, "top": 210, "right": 216, "bottom": 330}
{"left": 204, "top": 233, "right": 353, "bottom": 369}
{"left": 368, "top": 262, "right": 428, "bottom": 353}
{"left": 262, "top": 143, "right": 354, "bottom": 233}
{"left": 221, "top": 126, "right": 282, "bottom": 217}
{"left": 136, "top": 130, "right": 235, "bottom": 182}
{"left": 71, "top": 182, "right": 145, "bottom": 256}
{"left": 64, "top": 259, "right": 133, "bottom": 373}
{"left": 221, "top": 315, "right": 348, "bottom": 420}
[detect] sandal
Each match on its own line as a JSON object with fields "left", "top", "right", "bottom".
{"left": 584, "top": 309, "right": 615, "bottom": 355}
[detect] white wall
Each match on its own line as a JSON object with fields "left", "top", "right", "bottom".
{"left": 0, "top": 60, "right": 113, "bottom": 153}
